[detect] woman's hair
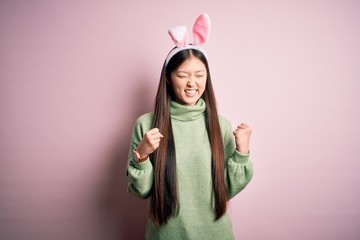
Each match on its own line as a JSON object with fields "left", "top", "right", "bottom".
{"left": 150, "top": 48, "right": 227, "bottom": 225}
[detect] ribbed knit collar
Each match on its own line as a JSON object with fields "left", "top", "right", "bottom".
{"left": 170, "top": 98, "right": 206, "bottom": 121}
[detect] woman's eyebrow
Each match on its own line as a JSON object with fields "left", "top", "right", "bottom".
{"left": 176, "top": 70, "right": 190, "bottom": 74}
{"left": 177, "top": 69, "right": 205, "bottom": 73}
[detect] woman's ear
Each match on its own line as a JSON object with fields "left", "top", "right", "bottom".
{"left": 166, "top": 75, "right": 172, "bottom": 86}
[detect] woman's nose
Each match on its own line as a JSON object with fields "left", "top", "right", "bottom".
{"left": 187, "top": 78, "right": 196, "bottom": 86}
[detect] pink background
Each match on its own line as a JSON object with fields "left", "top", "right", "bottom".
{"left": 1, "top": 1, "right": 360, "bottom": 239}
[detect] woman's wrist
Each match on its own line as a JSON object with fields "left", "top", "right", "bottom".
{"left": 133, "top": 148, "right": 149, "bottom": 162}
{"left": 136, "top": 146, "right": 149, "bottom": 158}
{"left": 236, "top": 145, "right": 249, "bottom": 154}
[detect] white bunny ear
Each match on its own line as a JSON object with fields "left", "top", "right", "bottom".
{"left": 168, "top": 25, "right": 188, "bottom": 48}
{"left": 192, "top": 13, "right": 211, "bottom": 45}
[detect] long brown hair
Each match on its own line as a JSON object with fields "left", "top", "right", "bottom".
{"left": 150, "top": 48, "right": 227, "bottom": 225}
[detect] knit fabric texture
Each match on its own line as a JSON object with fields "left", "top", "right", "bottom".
{"left": 127, "top": 98, "right": 253, "bottom": 240}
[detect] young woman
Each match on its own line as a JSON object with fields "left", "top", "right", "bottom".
{"left": 127, "top": 14, "right": 253, "bottom": 240}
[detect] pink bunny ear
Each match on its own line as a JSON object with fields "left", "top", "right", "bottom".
{"left": 193, "top": 13, "right": 211, "bottom": 45}
{"left": 165, "top": 14, "right": 211, "bottom": 66}
{"left": 168, "top": 25, "right": 188, "bottom": 48}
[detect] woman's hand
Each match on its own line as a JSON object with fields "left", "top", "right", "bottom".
{"left": 136, "top": 128, "right": 163, "bottom": 158}
{"left": 233, "top": 123, "right": 252, "bottom": 154}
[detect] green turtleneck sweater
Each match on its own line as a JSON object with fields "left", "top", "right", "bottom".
{"left": 127, "top": 99, "right": 253, "bottom": 240}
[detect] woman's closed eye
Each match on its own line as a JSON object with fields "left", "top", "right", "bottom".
{"left": 176, "top": 74, "right": 188, "bottom": 79}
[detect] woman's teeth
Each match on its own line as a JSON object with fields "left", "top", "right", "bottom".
{"left": 185, "top": 89, "right": 196, "bottom": 94}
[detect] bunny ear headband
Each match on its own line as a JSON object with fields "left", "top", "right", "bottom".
{"left": 165, "top": 13, "right": 211, "bottom": 66}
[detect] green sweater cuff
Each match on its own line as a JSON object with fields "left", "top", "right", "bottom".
{"left": 233, "top": 150, "right": 250, "bottom": 164}
{"left": 132, "top": 158, "right": 152, "bottom": 170}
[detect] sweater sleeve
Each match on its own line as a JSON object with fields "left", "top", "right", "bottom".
{"left": 221, "top": 116, "right": 254, "bottom": 199}
{"left": 126, "top": 113, "right": 154, "bottom": 199}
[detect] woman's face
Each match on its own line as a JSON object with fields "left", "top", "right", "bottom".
{"left": 170, "top": 56, "right": 207, "bottom": 106}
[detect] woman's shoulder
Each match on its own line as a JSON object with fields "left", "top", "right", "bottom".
{"left": 218, "top": 115, "right": 235, "bottom": 146}
{"left": 133, "top": 112, "right": 154, "bottom": 129}
{"left": 136, "top": 112, "right": 154, "bottom": 122}
{"left": 218, "top": 114, "right": 234, "bottom": 135}
{"left": 130, "top": 112, "right": 154, "bottom": 139}
{"left": 218, "top": 114, "right": 232, "bottom": 127}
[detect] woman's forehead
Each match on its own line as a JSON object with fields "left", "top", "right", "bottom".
{"left": 176, "top": 57, "right": 206, "bottom": 71}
